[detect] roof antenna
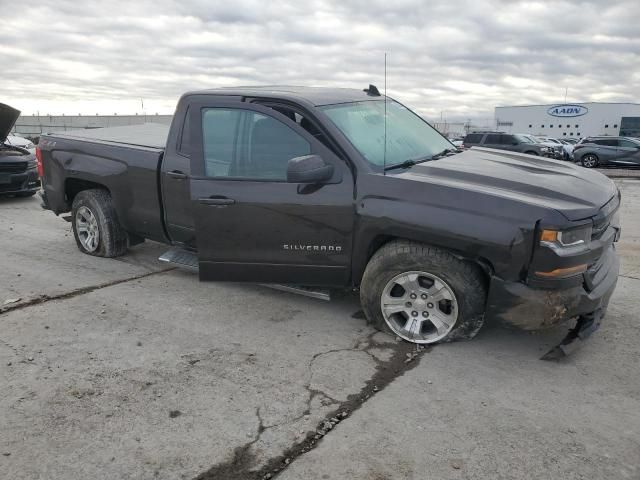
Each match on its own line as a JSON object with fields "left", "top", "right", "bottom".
{"left": 383, "top": 52, "right": 388, "bottom": 176}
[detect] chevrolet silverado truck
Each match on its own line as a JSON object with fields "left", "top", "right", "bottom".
{"left": 38, "top": 86, "right": 621, "bottom": 358}
{"left": 1, "top": 103, "right": 41, "bottom": 197}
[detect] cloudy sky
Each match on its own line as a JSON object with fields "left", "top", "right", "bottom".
{"left": 1, "top": 0, "right": 638, "bottom": 121}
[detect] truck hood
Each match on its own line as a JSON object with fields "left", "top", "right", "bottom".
{"left": 397, "top": 147, "right": 617, "bottom": 221}
{"left": 0, "top": 103, "right": 20, "bottom": 143}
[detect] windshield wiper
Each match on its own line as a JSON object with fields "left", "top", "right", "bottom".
{"left": 430, "top": 148, "right": 459, "bottom": 160}
{"left": 384, "top": 148, "right": 460, "bottom": 171}
{"left": 383, "top": 157, "right": 430, "bottom": 171}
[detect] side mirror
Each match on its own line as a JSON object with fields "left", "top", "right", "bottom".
{"left": 287, "top": 155, "right": 334, "bottom": 184}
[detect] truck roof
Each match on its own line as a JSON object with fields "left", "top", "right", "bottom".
{"left": 186, "top": 86, "right": 384, "bottom": 107}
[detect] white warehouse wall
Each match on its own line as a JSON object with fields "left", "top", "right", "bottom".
{"left": 494, "top": 103, "right": 640, "bottom": 139}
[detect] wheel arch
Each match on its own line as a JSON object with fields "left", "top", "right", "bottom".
{"left": 355, "top": 234, "right": 494, "bottom": 287}
{"left": 581, "top": 152, "right": 599, "bottom": 160}
{"left": 65, "top": 178, "right": 110, "bottom": 206}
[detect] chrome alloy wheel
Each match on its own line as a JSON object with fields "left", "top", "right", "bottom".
{"left": 380, "top": 271, "right": 458, "bottom": 343}
{"left": 582, "top": 154, "right": 598, "bottom": 168}
{"left": 76, "top": 206, "right": 100, "bottom": 252}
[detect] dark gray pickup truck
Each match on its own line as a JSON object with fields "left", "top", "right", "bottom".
{"left": 38, "top": 86, "right": 621, "bottom": 357}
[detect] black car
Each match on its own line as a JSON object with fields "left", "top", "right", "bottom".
{"left": 0, "top": 103, "right": 41, "bottom": 197}
{"left": 38, "top": 86, "right": 620, "bottom": 357}
{"left": 462, "top": 132, "right": 550, "bottom": 157}
{"left": 573, "top": 136, "right": 640, "bottom": 168}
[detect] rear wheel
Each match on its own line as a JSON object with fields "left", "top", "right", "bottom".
{"left": 71, "top": 189, "right": 128, "bottom": 257}
{"left": 581, "top": 154, "right": 599, "bottom": 168}
{"left": 360, "top": 241, "right": 487, "bottom": 344}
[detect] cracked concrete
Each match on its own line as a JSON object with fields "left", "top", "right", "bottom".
{"left": 1, "top": 196, "right": 405, "bottom": 479}
{"left": 2, "top": 180, "right": 640, "bottom": 480}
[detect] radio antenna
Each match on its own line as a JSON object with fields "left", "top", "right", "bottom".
{"left": 383, "top": 52, "right": 388, "bottom": 175}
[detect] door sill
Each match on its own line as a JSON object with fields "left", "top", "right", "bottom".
{"left": 158, "top": 248, "right": 332, "bottom": 301}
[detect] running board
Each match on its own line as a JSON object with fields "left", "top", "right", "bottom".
{"left": 259, "top": 284, "right": 331, "bottom": 301}
{"left": 158, "top": 248, "right": 199, "bottom": 271}
{"left": 158, "top": 248, "right": 331, "bottom": 301}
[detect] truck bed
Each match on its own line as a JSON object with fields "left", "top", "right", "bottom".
{"left": 48, "top": 123, "right": 170, "bottom": 150}
{"left": 40, "top": 123, "right": 170, "bottom": 243}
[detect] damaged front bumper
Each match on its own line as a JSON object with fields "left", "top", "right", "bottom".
{"left": 485, "top": 244, "right": 619, "bottom": 358}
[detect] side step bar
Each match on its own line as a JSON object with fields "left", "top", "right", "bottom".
{"left": 158, "top": 248, "right": 331, "bottom": 301}
{"left": 258, "top": 284, "right": 331, "bottom": 301}
{"left": 159, "top": 248, "right": 199, "bottom": 271}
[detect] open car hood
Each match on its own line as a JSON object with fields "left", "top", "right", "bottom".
{"left": 0, "top": 103, "right": 21, "bottom": 143}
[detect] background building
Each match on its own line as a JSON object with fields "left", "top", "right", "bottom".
{"left": 11, "top": 114, "right": 173, "bottom": 140}
{"left": 494, "top": 102, "right": 640, "bottom": 139}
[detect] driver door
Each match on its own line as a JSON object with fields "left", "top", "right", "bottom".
{"left": 189, "top": 99, "right": 354, "bottom": 286}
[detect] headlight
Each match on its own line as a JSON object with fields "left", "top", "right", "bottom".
{"left": 541, "top": 146, "right": 549, "bottom": 152}
{"left": 25, "top": 142, "right": 35, "bottom": 149}
{"left": 540, "top": 225, "right": 592, "bottom": 248}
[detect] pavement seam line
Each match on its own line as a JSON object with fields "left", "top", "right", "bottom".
{"left": 619, "top": 274, "right": 640, "bottom": 282}
{"left": 194, "top": 329, "right": 428, "bottom": 480}
{"left": 0, "top": 267, "right": 175, "bottom": 316}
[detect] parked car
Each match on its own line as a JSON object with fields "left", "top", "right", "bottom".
{"left": 557, "top": 139, "right": 575, "bottom": 161}
{"left": 6, "top": 134, "right": 36, "bottom": 154}
{"left": 0, "top": 103, "right": 41, "bottom": 197}
{"left": 38, "top": 86, "right": 620, "bottom": 358}
{"left": 534, "top": 136, "right": 565, "bottom": 159}
{"left": 462, "top": 132, "right": 550, "bottom": 156}
{"left": 573, "top": 136, "right": 640, "bottom": 168}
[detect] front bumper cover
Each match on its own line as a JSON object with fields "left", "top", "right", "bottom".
{"left": 0, "top": 168, "right": 40, "bottom": 195}
{"left": 485, "top": 244, "right": 619, "bottom": 358}
{"left": 540, "top": 309, "right": 605, "bottom": 360}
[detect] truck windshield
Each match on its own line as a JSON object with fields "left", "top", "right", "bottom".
{"left": 321, "top": 100, "right": 453, "bottom": 168}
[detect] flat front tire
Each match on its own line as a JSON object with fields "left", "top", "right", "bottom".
{"left": 71, "top": 189, "right": 128, "bottom": 257}
{"left": 360, "top": 241, "right": 487, "bottom": 344}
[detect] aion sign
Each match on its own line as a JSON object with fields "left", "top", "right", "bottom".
{"left": 547, "top": 104, "right": 588, "bottom": 117}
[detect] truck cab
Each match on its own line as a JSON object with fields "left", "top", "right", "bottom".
{"left": 160, "top": 88, "right": 362, "bottom": 286}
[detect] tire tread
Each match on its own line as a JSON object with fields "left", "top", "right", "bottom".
{"left": 71, "top": 189, "right": 128, "bottom": 257}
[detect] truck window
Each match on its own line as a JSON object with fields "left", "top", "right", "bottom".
{"left": 202, "top": 108, "right": 310, "bottom": 180}
{"left": 485, "top": 134, "right": 500, "bottom": 144}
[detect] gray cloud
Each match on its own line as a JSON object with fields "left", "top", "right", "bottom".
{"left": 1, "top": 0, "right": 638, "bottom": 120}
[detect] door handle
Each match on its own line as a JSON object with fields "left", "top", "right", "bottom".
{"left": 167, "top": 170, "right": 187, "bottom": 179}
{"left": 199, "top": 197, "right": 235, "bottom": 206}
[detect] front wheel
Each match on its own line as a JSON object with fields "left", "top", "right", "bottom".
{"left": 581, "top": 154, "right": 599, "bottom": 168}
{"left": 360, "top": 241, "right": 487, "bottom": 344}
{"left": 71, "top": 189, "right": 128, "bottom": 257}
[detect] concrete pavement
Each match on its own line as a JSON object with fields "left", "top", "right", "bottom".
{"left": 1, "top": 180, "right": 639, "bottom": 480}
